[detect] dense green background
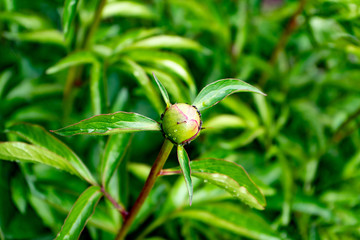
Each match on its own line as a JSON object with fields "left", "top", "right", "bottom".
{"left": 1, "top": 0, "right": 360, "bottom": 239}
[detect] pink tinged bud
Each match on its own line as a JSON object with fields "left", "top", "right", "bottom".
{"left": 161, "top": 103, "right": 202, "bottom": 145}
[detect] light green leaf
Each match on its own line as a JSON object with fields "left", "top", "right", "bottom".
{"left": 0, "top": 11, "right": 51, "bottom": 30}
{"left": 176, "top": 203, "right": 280, "bottom": 240}
{"left": 63, "top": 0, "right": 79, "bottom": 42}
{"left": 203, "top": 114, "right": 246, "bottom": 131}
{"left": 102, "top": 1, "right": 154, "bottom": 19}
{"left": 193, "top": 79, "right": 266, "bottom": 112}
{"left": 0, "top": 142, "right": 79, "bottom": 176}
{"left": 126, "top": 35, "right": 206, "bottom": 52}
{"left": 56, "top": 186, "right": 102, "bottom": 240}
{"left": 177, "top": 145, "right": 193, "bottom": 205}
{"left": 7, "top": 123, "right": 97, "bottom": 185}
{"left": 117, "top": 58, "right": 163, "bottom": 114}
{"left": 46, "top": 51, "right": 96, "bottom": 74}
{"left": 51, "top": 111, "right": 161, "bottom": 136}
{"left": 4, "top": 30, "right": 65, "bottom": 46}
{"left": 101, "top": 133, "right": 132, "bottom": 187}
{"left": 190, "top": 159, "right": 266, "bottom": 210}
{"left": 152, "top": 72, "right": 171, "bottom": 108}
{"left": 90, "top": 60, "right": 107, "bottom": 115}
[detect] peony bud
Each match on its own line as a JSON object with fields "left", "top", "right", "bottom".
{"left": 161, "top": 103, "right": 202, "bottom": 145}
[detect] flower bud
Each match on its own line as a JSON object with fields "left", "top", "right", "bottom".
{"left": 161, "top": 103, "right": 202, "bottom": 145}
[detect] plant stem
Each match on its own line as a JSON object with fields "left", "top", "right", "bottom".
{"left": 101, "top": 186, "right": 128, "bottom": 220}
{"left": 115, "top": 139, "right": 174, "bottom": 240}
{"left": 83, "top": 0, "right": 107, "bottom": 50}
{"left": 259, "top": 0, "right": 307, "bottom": 88}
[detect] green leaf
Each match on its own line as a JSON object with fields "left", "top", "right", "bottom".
{"left": 102, "top": 1, "right": 154, "bottom": 19}
{"left": 177, "top": 145, "right": 193, "bottom": 205}
{"left": 126, "top": 35, "right": 206, "bottom": 52}
{"left": 0, "top": 142, "right": 79, "bottom": 176}
{"left": 7, "top": 123, "right": 97, "bottom": 184}
{"left": 4, "top": 30, "right": 65, "bottom": 46}
{"left": 152, "top": 72, "right": 171, "bottom": 108}
{"left": 101, "top": 133, "right": 132, "bottom": 187}
{"left": 190, "top": 159, "right": 266, "bottom": 210}
{"left": 193, "top": 79, "right": 266, "bottom": 112}
{"left": 46, "top": 51, "right": 96, "bottom": 74}
{"left": 117, "top": 58, "right": 164, "bottom": 114}
{"left": 63, "top": 0, "right": 79, "bottom": 41}
{"left": 51, "top": 111, "right": 161, "bottom": 136}
{"left": 124, "top": 50, "right": 196, "bottom": 99}
{"left": 56, "top": 186, "right": 102, "bottom": 240}
{"left": 0, "top": 11, "right": 51, "bottom": 30}
{"left": 176, "top": 203, "right": 280, "bottom": 240}
{"left": 90, "top": 60, "right": 107, "bottom": 115}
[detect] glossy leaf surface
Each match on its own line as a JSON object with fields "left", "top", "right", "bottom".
{"left": 0, "top": 142, "right": 78, "bottom": 176}
{"left": 7, "top": 123, "right": 96, "bottom": 184}
{"left": 193, "top": 79, "right": 266, "bottom": 112}
{"left": 177, "top": 145, "right": 193, "bottom": 205}
{"left": 190, "top": 159, "right": 266, "bottom": 210}
{"left": 52, "top": 111, "right": 161, "bottom": 136}
{"left": 56, "top": 186, "right": 102, "bottom": 239}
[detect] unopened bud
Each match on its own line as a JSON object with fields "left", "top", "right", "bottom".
{"left": 161, "top": 103, "right": 202, "bottom": 145}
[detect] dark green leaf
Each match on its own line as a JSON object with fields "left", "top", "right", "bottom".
{"left": 152, "top": 72, "right": 170, "bottom": 108}
{"left": 190, "top": 159, "right": 266, "bottom": 210}
{"left": 193, "top": 79, "right": 266, "bottom": 112}
{"left": 7, "top": 123, "right": 97, "bottom": 184}
{"left": 177, "top": 145, "right": 193, "bottom": 205}
{"left": 101, "top": 133, "right": 132, "bottom": 187}
{"left": 51, "top": 111, "right": 161, "bottom": 136}
{"left": 56, "top": 186, "right": 102, "bottom": 240}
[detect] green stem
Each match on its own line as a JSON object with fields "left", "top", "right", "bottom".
{"left": 115, "top": 139, "right": 174, "bottom": 240}
{"left": 83, "top": 0, "right": 107, "bottom": 50}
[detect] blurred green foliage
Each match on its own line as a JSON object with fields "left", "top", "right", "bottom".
{"left": 1, "top": 0, "right": 360, "bottom": 239}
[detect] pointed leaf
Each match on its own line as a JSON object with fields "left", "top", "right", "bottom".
{"left": 63, "top": 0, "right": 79, "bottom": 41}
{"left": 7, "top": 123, "right": 97, "bottom": 184}
{"left": 56, "top": 186, "right": 102, "bottom": 239}
{"left": 101, "top": 133, "right": 132, "bottom": 187}
{"left": 190, "top": 159, "right": 266, "bottom": 210}
{"left": 51, "top": 111, "right": 161, "bottom": 136}
{"left": 46, "top": 51, "right": 96, "bottom": 74}
{"left": 152, "top": 72, "right": 170, "bottom": 107}
{"left": 177, "top": 145, "right": 193, "bottom": 205}
{"left": 0, "top": 142, "right": 79, "bottom": 176}
{"left": 193, "top": 79, "right": 266, "bottom": 112}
